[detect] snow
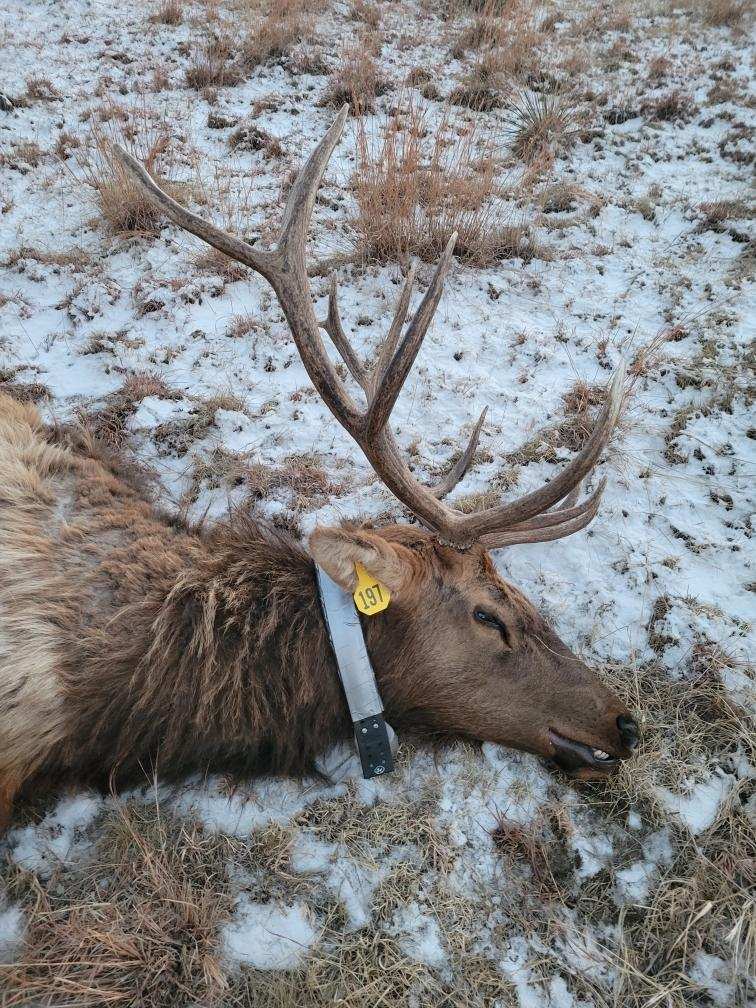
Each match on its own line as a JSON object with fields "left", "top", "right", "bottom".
{"left": 224, "top": 899, "right": 317, "bottom": 969}
{"left": 0, "top": 905, "right": 24, "bottom": 963}
{"left": 395, "top": 905, "right": 447, "bottom": 968}
{"left": 9, "top": 793, "right": 102, "bottom": 877}
{"left": 655, "top": 771, "right": 735, "bottom": 836}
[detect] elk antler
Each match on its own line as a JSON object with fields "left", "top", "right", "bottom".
{"left": 113, "top": 107, "right": 624, "bottom": 550}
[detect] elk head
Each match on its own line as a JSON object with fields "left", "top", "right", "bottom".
{"left": 113, "top": 107, "right": 639, "bottom": 778}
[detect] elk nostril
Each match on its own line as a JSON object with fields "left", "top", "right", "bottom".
{"left": 617, "top": 715, "right": 639, "bottom": 749}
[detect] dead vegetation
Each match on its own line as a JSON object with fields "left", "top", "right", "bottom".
{"left": 503, "top": 91, "right": 578, "bottom": 162}
{"left": 491, "top": 804, "right": 576, "bottom": 903}
{"left": 449, "top": 0, "right": 544, "bottom": 88}
{"left": 1, "top": 1, "right": 754, "bottom": 1006}
{"left": 150, "top": 0, "right": 183, "bottom": 25}
{"left": 608, "top": 796, "right": 754, "bottom": 1007}
{"left": 77, "top": 372, "right": 179, "bottom": 450}
{"left": 0, "top": 801, "right": 235, "bottom": 1007}
{"left": 702, "top": 0, "right": 751, "bottom": 26}
{"left": 186, "top": 36, "right": 243, "bottom": 90}
{"left": 353, "top": 103, "right": 536, "bottom": 265}
{"left": 240, "top": 0, "right": 313, "bottom": 70}
{"left": 70, "top": 101, "right": 177, "bottom": 234}
{"left": 322, "top": 46, "right": 390, "bottom": 116}
{"left": 590, "top": 658, "right": 754, "bottom": 820}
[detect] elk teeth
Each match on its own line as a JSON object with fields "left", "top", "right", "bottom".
{"left": 593, "top": 749, "right": 610, "bottom": 760}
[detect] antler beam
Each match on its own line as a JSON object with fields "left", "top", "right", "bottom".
{"left": 113, "top": 108, "right": 624, "bottom": 549}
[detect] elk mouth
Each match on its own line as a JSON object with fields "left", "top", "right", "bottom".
{"left": 547, "top": 729, "right": 622, "bottom": 777}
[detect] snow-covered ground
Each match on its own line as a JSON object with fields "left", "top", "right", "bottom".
{"left": 0, "top": 1, "right": 753, "bottom": 1005}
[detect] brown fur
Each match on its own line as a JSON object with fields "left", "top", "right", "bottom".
{"left": 0, "top": 393, "right": 632, "bottom": 828}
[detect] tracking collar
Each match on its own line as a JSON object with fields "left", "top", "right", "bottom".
{"left": 315, "top": 566, "right": 397, "bottom": 778}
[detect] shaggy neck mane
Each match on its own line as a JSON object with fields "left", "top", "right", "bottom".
{"left": 57, "top": 516, "right": 352, "bottom": 789}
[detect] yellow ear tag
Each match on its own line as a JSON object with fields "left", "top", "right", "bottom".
{"left": 353, "top": 563, "right": 391, "bottom": 615}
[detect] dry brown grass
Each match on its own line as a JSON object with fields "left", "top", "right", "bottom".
{"left": 491, "top": 804, "right": 575, "bottom": 903}
{"left": 449, "top": 0, "right": 544, "bottom": 91}
{"left": 78, "top": 372, "right": 179, "bottom": 450}
{"left": 240, "top": 0, "right": 312, "bottom": 69}
{"left": 702, "top": 0, "right": 751, "bottom": 25}
{"left": 24, "top": 76, "right": 60, "bottom": 102}
{"left": 321, "top": 45, "right": 390, "bottom": 116}
{"left": 608, "top": 795, "right": 754, "bottom": 1007}
{"left": 2, "top": 245, "right": 91, "bottom": 270}
{"left": 587, "top": 658, "right": 754, "bottom": 821}
{"left": 643, "top": 89, "right": 694, "bottom": 123}
{"left": 698, "top": 198, "right": 752, "bottom": 225}
{"left": 0, "top": 800, "right": 234, "bottom": 1007}
{"left": 150, "top": 0, "right": 183, "bottom": 25}
{"left": 185, "top": 36, "right": 243, "bottom": 89}
{"left": 349, "top": 0, "right": 381, "bottom": 28}
{"left": 354, "top": 103, "right": 534, "bottom": 266}
{"left": 228, "top": 122, "right": 284, "bottom": 158}
{"left": 70, "top": 101, "right": 176, "bottom": 234}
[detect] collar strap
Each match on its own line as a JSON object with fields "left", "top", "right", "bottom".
{"left": 315, "top": 565, "right": 397, "bottom": 778}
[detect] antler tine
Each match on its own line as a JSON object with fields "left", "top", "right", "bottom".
{"left": 369, "top": 263, "right": 417, "bottom": 398}
{"left": 321, "top": 277, "right": 368, "bottom": 389}
{"left": 114, "top": 107, "right": 363, "bottom": 436}
{"left": 431, "top": 406, "right": 488, "bottom": 499}
{"left": 111, "top": 145, "right": 279, "bottom": 284}
{"left": 452, "top": 362, "right": 626, "bottom": 542}
{"left": 366, "top": 233, "right": 457, "bottom": 441}
{"left": 479, "top": 478, "right": 606, "bottom": 549}
{"left": 557, "top": 483, "right": 582, "bottom": 510}
{"left": 277, "top": 105, "right": 350, "bottom": 272}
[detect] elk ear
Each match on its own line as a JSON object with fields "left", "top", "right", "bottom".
{"left": 309, "top": 526, "right": 414, "bottom": 596}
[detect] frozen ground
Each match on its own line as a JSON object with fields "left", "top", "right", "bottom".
{"left": 0, "top": 0, "right": 753, "bottom": 1005}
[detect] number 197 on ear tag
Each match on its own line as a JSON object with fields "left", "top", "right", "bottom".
{"left": 353, "top": 563, "right": 390, "bottom": 615}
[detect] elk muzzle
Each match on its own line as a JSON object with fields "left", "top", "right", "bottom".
{"left": 548, "top": 713, "right": 640, "bottom": 779}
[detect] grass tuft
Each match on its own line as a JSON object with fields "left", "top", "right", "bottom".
{"left": 321, "top": 46, "right": 390, "bottom": 116}
{"left": 354, "top": 103, "right": 534, "bottom": 266}
{"left": 185, "top": 37, "right": 242, "bottom": 90}
{"left": 70, "top": 102, "right": 176, "bottom": 234}
{"left": 503, "top": 91, "right": 578, "bottom": 162}
{"left": 240, "top": 0, "right": 312, "bottom": 69}
{"left": 150, "top": 0, "right": 183, "bottom": 25}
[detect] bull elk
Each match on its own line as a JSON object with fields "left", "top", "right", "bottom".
{"left": 0, "top": 107, "right": 638, "bottom": 831}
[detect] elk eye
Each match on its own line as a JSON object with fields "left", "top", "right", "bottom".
{"left": 474, "top": 609, "right": 497, "bottom": 625}
{"left": 473, "top": 609, "right": 511, "bottom": 648}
